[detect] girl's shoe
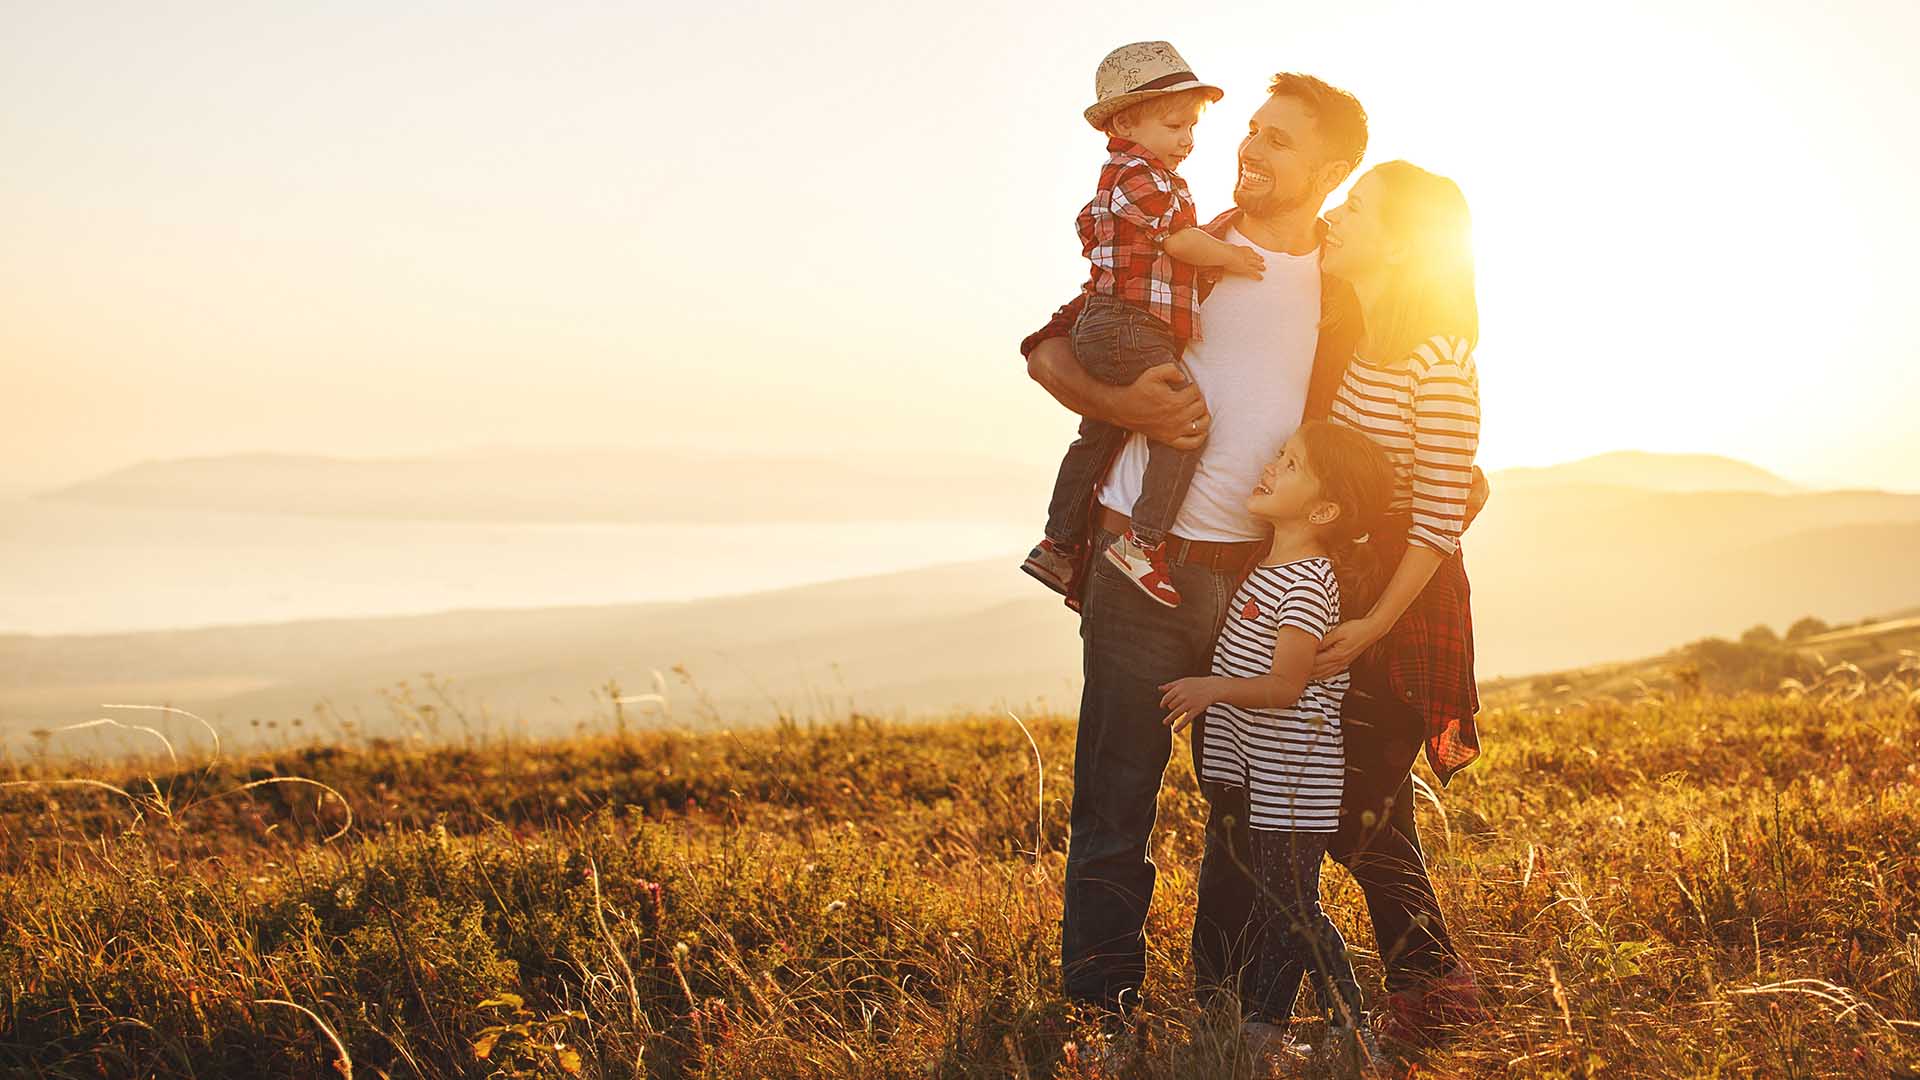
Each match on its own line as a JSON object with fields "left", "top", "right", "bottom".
{"left": 1103, "top": 530, "right": 1181, "bottom": 607}
{"left": 1020, "top": 538, "right": 1079, "bottom": 597}
{"left": 1238, "top": 1019, "right": 1311, "bottom": 1077}
{"left": 1318, "top": 1021, "right": 1388, "bottom": 1079}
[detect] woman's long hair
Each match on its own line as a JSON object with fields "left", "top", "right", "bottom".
{"left": 1298, "top": 420, "right": 1397, "bottom": 615}
{"left": 1358, "top": 161, "right": 1478, "bottom": 366}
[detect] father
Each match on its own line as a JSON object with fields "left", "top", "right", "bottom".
{"left": 1021, "top": 73, "right": 1482, "bottom": 1038}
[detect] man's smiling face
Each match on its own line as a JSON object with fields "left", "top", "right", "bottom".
{"left": 1234, "top": 94, "right": 1336, "bottom": 218}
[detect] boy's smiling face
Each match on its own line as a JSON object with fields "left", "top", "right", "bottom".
{"left": 1109, "top": 95, "right": 1205, "bottom": 171}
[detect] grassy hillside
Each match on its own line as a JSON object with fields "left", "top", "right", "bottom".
{"left": 1484, "top": 612, "right": 1920, "bottom": 709}
{"left": 3, "top": 681, "right": 1918, "bottom": 1077}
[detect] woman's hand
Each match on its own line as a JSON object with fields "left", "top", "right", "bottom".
{"left": 1158, "top": 676, "right": 1223, "bottom": 732}
{"left": 1312, "top": 618, "right": 1385, "bottom": 681}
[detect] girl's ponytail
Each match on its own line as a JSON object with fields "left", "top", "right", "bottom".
{"left": 1296, "top": 420, "right": 1397, "bottom": 615}
{"left": 1326, "top": 527, "right": 1383, "bottom": 616}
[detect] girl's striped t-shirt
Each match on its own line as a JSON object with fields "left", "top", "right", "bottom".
{"left": 1328, "top": 335, "right": 1482, "bottom": 556}
{"left": 1198, "top": 557, "right": 1348, "bottom": 832}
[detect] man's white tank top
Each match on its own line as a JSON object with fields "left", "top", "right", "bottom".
{"left": 1098, "top": 227, "right": 1322, "bottom": 542}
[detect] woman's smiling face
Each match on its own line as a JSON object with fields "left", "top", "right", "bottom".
{"left": 1322, "top": 171, "right": 1393, "bottom": 279}
{"left": 1245, "top": 432, "right": 1323, "bottom": 523}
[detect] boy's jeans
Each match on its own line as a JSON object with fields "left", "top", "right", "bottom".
{"left": 1061, "top": 525, "right": 1251, "bottom": 1010}
{"left": 1043, "top": 296, "right": 1203, "bottom": 551}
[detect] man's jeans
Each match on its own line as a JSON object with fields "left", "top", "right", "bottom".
{"left": 1061, "top": 525, "right": 1247, "bottom": 1010}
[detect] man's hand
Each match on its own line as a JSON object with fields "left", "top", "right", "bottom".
{"left": 1223, "top": 245, "right": 1267, "bottom": 279}
{"left": 1463, "top": 466, "right": 1491, "bottom": 531}
{"left": 1158, "top": 676, "right": 1223, "bottom": 732}
{"left": 1119, "top": 364, "right": 1209, "bottom": 449}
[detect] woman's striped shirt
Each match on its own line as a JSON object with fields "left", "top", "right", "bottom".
{"left": 1197, "top": 558, "right": 1347, "bottom": 832}
{"left": 1328, "top": 336, "right": 1482, "bottom": 555}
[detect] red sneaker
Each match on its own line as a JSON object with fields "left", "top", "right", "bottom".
{"left": 1422, "top": 968, "right": 1492, "bottom": 1026}
{"left": 1103, "top": 530, "right": 1181, "bottom": 608}
{"left": 1375, "top": 968, "right": 1490, "bottom": 1048}
{"left": 1020, "top": 538, "right": 1079, "bottom": 597}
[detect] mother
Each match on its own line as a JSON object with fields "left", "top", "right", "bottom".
{"left": 1310, "top": 159, "right": 1488, "bottom": 1043}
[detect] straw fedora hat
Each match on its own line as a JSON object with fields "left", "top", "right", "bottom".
{"left": 1083, "top": 41, "right": 1223, "bottom": 132}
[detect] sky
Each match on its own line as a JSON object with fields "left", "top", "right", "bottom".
{"left": 4, "top": 0, "right": 1919, "bottom": 494}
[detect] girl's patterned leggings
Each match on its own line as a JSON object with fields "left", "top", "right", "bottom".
{"left": 1246, "top": 828, "right": 1366, "bottom": 1027}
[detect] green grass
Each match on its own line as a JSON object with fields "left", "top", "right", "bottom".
{"left": 2, "top": 688, "right": 1918, "bottom": 1078}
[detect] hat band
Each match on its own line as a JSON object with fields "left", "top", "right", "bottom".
{"left": 1125, "top": 70, "right": 1198, "bottom": 94}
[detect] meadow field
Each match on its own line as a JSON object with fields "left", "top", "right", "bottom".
{"left": 2, "top": 671, "right": 1917, "bottom": 1077}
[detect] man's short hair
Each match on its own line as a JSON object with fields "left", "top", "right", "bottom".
{"left": 1267, "top": 73, "right": 1368, "bottom": 170}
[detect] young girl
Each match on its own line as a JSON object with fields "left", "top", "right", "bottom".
{"left": 1159, "top": 419, "right": 1396, "bottom": 1068}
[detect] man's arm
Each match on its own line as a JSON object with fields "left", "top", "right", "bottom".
{"left": 1026, "top": 336, "right": 1209, "bottom": 450}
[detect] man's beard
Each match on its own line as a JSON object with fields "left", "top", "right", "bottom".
{"left": 1234, "top": 178, "right": 1316, "bottom": 218}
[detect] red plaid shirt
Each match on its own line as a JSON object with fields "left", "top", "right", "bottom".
{"left": 1351, "top": 519, "right": 1482, "bottom": 786}
{"left": 1075, "top": 138, "right": 1202, "bottom": 341}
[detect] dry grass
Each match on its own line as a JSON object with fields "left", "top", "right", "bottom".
{"left": 1, "top": 688, "right": 1917, "bottom": 1078}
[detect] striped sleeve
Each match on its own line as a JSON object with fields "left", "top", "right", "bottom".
{"left": 1275, "top": 573, "right": 1337, "bottom": 640}
{"left": 1407, "top": 337, "right": 1482, "bottom": 555}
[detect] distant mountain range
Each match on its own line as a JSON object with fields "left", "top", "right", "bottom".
{"left": 1492, "top": 451, "right": 1798, "bottom": 495}
{"left": 7, "top": 449, "right": 1918, "bottom": 753}
{"left": 33, "top": 448, "right": 1818, "bottom": 525}
{"left": 33, "top": 448, "right": 1036, "bottom": 524}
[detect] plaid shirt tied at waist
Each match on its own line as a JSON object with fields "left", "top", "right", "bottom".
{"left": 1351, "top": 516, "right": 1482, "bottom": 786}
{"left": 1075, "top": 138, "right": 1202, "bottom": 341}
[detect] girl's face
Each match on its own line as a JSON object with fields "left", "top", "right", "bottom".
{"left": 1322, "top": 171, "right": 1394, "bottom": 279}
{"left": 1245, "top": 432, "right": 1327, "bottom": 524}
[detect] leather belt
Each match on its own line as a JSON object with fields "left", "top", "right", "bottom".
{"left": 1097, "top": 505, "right": 1263, "bottom": 573}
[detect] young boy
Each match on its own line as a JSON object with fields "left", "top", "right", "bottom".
{"left": 1022, "top": 41, "right": 1267, "bottom": 609}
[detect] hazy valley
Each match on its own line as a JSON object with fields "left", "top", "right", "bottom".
{"left": 6, "top": 448, "right": 1919, "bottom": 753}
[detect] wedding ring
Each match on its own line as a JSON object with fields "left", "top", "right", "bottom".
{"left": 1189, "top": 419, "right": 1198, "bottom": 433}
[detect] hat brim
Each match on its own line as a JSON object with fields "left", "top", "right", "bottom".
{"left": 1084, "top": 81, "right": 1224, "bottom": 131}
